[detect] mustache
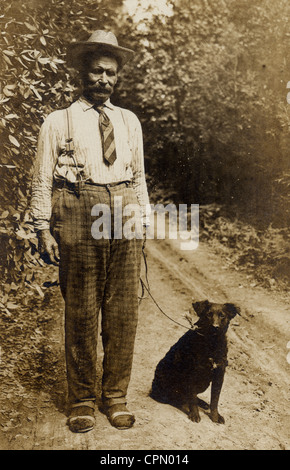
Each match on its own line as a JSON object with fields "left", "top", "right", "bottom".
{"left": 84, "top": 82, "right": 112, "bottom": 92}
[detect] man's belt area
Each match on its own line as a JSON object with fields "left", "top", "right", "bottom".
{"left": 53, "top": 179, "right": 132, "bottom": 197}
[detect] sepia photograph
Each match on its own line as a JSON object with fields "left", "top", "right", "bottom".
{"left": 0, "top": 0, "right": 289, "bottom": 453}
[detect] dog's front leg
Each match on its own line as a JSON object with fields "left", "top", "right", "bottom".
{"left": 188, "top": 394, "right": 200, "bottom": 423}
{"left": 210, "top": 366, "right": 225, "bottom": 424}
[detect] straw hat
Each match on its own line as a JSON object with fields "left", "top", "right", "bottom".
{"left": 67, "top": 30, "right": 134, "bottom": 69}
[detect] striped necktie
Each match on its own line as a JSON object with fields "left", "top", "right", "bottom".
{"left": 95, "top": 106, "right": 117, "bottom": 165}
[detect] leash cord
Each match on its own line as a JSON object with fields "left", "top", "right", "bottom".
{"left": 140, "top": 247, "right": 192, "bottom": 331}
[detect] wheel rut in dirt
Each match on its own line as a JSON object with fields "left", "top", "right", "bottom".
{"left": 0, "top": 238, "right": 289, "bottom": 450}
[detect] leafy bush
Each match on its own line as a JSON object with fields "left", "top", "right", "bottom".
{"left": 119, "top": 0, "right": 290, "bottom": 225}
{"left": 200, "top": 205, "right": 290, "bottom": 289}
{"left": 0, "top": 0, "right": 126, "bottom": 303}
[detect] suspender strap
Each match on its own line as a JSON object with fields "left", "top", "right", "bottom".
{"left": 65, "top": 107, "right": 74, "bottom": 155}
{"left": 64, "top": 107, "right": 83, "bottom": 184}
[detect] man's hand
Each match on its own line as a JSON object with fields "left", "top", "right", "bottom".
{"left": 37, "top": 229, "right": 60, "bottom": 266}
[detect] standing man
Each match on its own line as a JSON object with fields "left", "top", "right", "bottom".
{"left": 31, "top": 31, "right": 150, "bottom": 433}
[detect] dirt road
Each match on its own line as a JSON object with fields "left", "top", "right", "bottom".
{"left": 0, "top": 236, "right": 289, "bottom": 450}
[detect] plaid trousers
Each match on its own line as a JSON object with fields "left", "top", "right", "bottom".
{"left": 51, "top": 182, "right": 142, "bottom": 407}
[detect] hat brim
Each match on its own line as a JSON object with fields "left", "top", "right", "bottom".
{"left": 66, "top": 42, "right": 134, "bottom": 69}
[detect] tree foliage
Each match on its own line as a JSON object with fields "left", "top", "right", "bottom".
{"left": 0, "top": 0, "right": 289, "bottom": 298}
{"left": 0, "top": 0, "right": 127, "bottom": 296}
{"left": 117, "top": 0, "right": 290, "bottom": 227}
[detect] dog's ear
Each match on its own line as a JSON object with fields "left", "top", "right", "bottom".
{"left": 192, "top": 299, "right": 211, "bottom": 317}
{"left": 224, "top": 303, "right": 241, "bottom": 318}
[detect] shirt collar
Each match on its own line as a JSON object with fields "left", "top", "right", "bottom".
{"left": 78, "top": 96, "right": 115, "bottom": 112}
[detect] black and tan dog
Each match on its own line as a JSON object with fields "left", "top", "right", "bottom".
{"left": 151, "top": 300, "right": 240, "bottom": 424}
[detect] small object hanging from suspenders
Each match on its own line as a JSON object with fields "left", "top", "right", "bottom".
{"left": 65, "top": 107, "right": 84, "bottom": 198}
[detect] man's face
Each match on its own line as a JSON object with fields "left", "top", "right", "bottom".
{"left": 81, "top": 54, "right": 118, "bottom": 104}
